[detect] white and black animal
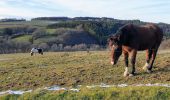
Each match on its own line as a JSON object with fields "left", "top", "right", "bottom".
{"left": 30, "top": 48, "right": 43, "bottom": 56}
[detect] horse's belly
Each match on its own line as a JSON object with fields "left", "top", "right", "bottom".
{"left": 137, "top": 48, "right": 148, "bottom": 51}
{"left": 137, "top": 43, "right": 154, "bottom": 51}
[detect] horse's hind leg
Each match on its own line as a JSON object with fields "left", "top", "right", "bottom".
{"left": 123, "top": 52, "right": 129, "bottom": 77}
{"left": 143, "top": 49, "right": 152, "bottom": 72}
{"left": 148, "top": 48, "right": 158, "bottom": 72}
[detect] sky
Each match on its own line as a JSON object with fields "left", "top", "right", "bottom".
{"left": 0, "top": 0, "right": 170, "bottom": 23}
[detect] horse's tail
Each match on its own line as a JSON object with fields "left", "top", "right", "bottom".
{"left": 156, "top": 25, "right": 163, "bottom": 43}
{"left": 153, "top": 25, "right": 163, "bottom": 48}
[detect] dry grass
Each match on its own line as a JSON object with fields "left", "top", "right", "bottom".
{"left": 0, "top": 50, "right": 170, "bottom": 92}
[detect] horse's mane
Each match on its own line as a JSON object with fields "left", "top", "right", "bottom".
{"left": 112, "top": 24, "right": 134, "bottom": 45}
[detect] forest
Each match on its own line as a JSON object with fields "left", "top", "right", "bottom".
{"left": 0, "top": 17, "right": 170, "bottom": 53}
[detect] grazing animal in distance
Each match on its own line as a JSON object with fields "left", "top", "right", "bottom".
{"left": 30, "top": 48, "right": 43, "bottom": 56}
{"left": 108, "top": 23, "right": 163, "bottom": 77}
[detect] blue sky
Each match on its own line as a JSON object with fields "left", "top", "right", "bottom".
{"left": 0, "top": 0, "right": 170, "bottom": 23}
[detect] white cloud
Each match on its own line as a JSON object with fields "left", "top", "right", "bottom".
{"left": 43, "top": 0, "right": 125, "bottom": 17}
{"left": 0, "top": 0, "right": 170, "bottom": 23}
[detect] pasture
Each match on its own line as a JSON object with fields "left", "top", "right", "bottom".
{"left": 0, "top": 20, "right": 58, "bottom": 28}
{"left": 0, "top": 50, "right": 170, "bottom": 99}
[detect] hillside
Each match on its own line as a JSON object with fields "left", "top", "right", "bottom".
{"left": 0, "top": 50, "right": 170, "bottom": 90}
{"left": 0, "top": 17, "right": 170, "bottom": 53}
{"left": 0, "top": 50, "right": 170, "bottom": 99}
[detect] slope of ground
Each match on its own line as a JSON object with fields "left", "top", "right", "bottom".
{"left": 0, "top": 50, "right": 170, "bottom": 99}
{"left": 0, "top": 50, "right": 170, "bottom": 91}
{"left": 58, "top": 30, "right": 98, "bottom": 45}
{"left": 33, "top": 30, "right": 98, "bottom": 45}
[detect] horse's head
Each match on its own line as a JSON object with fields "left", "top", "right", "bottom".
{"left": 108, "top": 34, "right": 122, "bottom": 65}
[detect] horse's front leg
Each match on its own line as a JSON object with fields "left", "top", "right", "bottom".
{"left": 148, "top": 48, "right": 158, "bottom": 72}
{"left": 123, "top": 52, "right": 129, "bottom": 77}
{"left": 129, "top": 50, "right": 137, "bottom": 76}
{"left": 110, "top": 46, "right": 114, "bottom": 65}
{"left": 143, "top": 49, "right": 152, "bottom": 73}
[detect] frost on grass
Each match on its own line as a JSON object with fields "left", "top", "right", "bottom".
{"left": 0, "top": 90, "right": 32, "bottom": 95}
{"left": 69, "top": 88, "right": 80, "bottom": 92}
{"left": 86, "top": 83, "right": 127, "bottom": 88}
{"left": 0, "top": 83, "right": 170, "bottom": 96}
{"left": 44, "top": 85, "right": 80, "bottom": 92}
{"left": 44, "top": 85, "right": 66, "bottom": 91}
{"left": 86, "top": 83, "right": 170, "bottom": 88}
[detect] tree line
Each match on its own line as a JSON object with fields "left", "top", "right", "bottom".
{"left": 0, "top": 17, "right": 170, "bottom": 54}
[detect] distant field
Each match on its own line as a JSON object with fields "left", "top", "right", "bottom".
{"left": 0, "top": 20, "right": 58, "bottom": 28}
{"left": 0, "top": 50, "right": 170, "bottom": 99}
{"left": 12, "top": 35, "right": 32, "bottom": 42}
{"left": 33, "top": 35, "right": 58, "bottom": 44}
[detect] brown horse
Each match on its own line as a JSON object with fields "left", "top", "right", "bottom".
{"left": 108, "top": 23, "right": 163, "bottom": 77}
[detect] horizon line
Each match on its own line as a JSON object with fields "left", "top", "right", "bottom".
{"left": 0, "top": 16, "right": 169, "bottom": 24}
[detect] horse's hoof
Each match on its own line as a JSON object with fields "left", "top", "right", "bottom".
{"left": 142, "top": 66, "right": 147, "bottom": 70}
{"left": 124, "top": 75, "right": 129, "bottom": 77}
{"left": 147, "top": 70, "right": 152, "bottom": 73}
{"left": 142, "top": 63, "right": 150, "bottom": 71}
{"left": 129, "top": 74, "right": 134, "bottom": 77}
{"left": 111, "top": 61, "right": 114, "bottom": 65}
{"left": 143, "top": 66, "right": 149, "bottom": 70}
{"left": 123, "top": 72, "right": 129, "bottom": 77}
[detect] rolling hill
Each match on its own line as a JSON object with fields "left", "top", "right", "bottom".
{"left": 0, "top": 17, "right": 170, "bottom": 53}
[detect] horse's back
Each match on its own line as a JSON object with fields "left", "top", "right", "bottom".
{"left": 139, "top": 24, "right": 163, "bottom": 43}
{"left": 121, "top": 24, "right": 163, "bottom": 50}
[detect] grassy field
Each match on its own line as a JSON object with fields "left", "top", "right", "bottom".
{"left": 0, "top": 50, "right": 170, "bottom": 99}
{"left": 0, "top": 86, "right": 170, "bottom": 100}
{"left": 12, "top": 35, "right": 32, "bottom": 42}
{"left": 0, "top": 20, "right": 58, "bottom": 28}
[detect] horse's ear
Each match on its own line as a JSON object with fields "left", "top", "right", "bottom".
{"left": 107, "top": 37, "right": 114, "bottom": 43}
{"left": 109, "top": 37, "right": 113, "bottom": 41}
{"left": 117, "top": 35, "right": 121, "bottom": 41}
